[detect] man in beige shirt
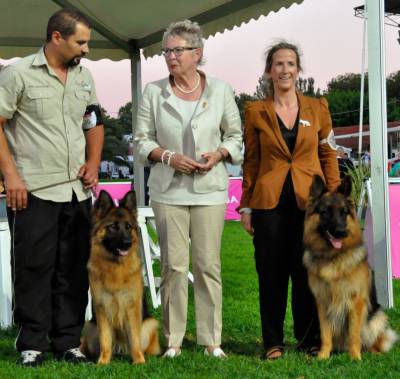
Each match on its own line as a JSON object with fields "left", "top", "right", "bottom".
{"left": 0, "top": 9, "right": 104, "bottom": 366}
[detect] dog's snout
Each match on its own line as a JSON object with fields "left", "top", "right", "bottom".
{"left": 121, "top": 238, "right": 132, "bottom": 250}
{"left": 330, "top": 227, "right": 347, "bottom": 239}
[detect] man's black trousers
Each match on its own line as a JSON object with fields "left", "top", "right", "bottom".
{"left": 7, "top": 193, "right": 91, "bottom": 353}
{"left": 251, "top": 194, "right": 320, "bottom": 351}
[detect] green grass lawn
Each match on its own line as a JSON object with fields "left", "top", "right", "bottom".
{"left": 1, "top": 221, "right": 399, "bottom": 378}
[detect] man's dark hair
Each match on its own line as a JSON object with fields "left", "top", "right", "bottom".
{"left": 46, "top": 8, "right": 91, "bottom": 42}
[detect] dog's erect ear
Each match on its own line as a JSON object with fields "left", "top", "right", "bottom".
{"left": 309, "top": 175, "right": 327, "bottom": 200}
{"left": 338, "top": 175, "right": 352, "bottom": 198}
{"left": 119, "top": 190, "right": 137, "bottom": 212}
{"left": 94, "top": 190, "right": 115, "bottom": 217}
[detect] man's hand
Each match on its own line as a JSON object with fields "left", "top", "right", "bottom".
{"left": 4, "top": 172, "right": 28, "bottom": 211}
{"left": 78, "top": 160, "right": 99, "bottom": 189}
{"left": 240, "top": 213, "right": 253, "bottom": 236}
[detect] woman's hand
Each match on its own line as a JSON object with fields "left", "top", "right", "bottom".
{"left": 240, "top": 213, "right": 253, "bottom": 236}
{"left": 198, "top": 151, "right": 223, "bottom": 173}
{"left": 170, "top": 153, "right": 202, "bottom": 175}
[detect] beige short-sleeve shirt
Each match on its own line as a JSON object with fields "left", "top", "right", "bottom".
{"left": 0, "top": 48, "right": 99, "bottom": 202}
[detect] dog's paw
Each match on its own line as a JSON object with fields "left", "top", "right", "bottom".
{"left": 97, "top": 357, "right": 111, "bottom": 365}
{"left": 317, "top": 350, "right": 331, "bottom": 360}
{"left": 350, "top": 351, "right": 362, "bottom": 361}
{"left": 97, "top": 353, "right": 111, "bottom": 365}
{"left": 132, "top": 351, "right": 145, "bottom": 364}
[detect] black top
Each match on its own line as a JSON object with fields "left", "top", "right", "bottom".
{"left": 276, "top": 112, "right": 299, "bottom": 154}
{"left": 276, "top": 111, "right": 299, "bottom": 200}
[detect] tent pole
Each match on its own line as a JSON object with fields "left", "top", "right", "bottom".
{"left": 357, "top": 0, "right": 367, "bottom": 161}
{"left": 131, "top": 49, "right": 145, "bottom": 206}
{"left": 367, "top": 0, "right": 393, "bottom": 308}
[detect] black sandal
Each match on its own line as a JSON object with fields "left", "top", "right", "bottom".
{"left": 264, "top": 346, "right": 284, "bottom": 360}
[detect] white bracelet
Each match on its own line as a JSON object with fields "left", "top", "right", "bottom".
{"left": 239, "top": 207, "right": 252, "bottom": 214}
{"left": 167, "top": 151, "right": 176, "bottom": 167}
{"left": 161, "top": 150, "right": 170, "bottom": 165}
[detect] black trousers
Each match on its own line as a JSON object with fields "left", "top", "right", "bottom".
{"left": 252, "top": 193, "right": 320, "bottom": 351}
{"left": 7, "top": 193, "right": 91, "bottom": 353}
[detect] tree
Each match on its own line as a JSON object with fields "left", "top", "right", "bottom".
{"left": 387, "top": 71, "right": 400, "bottom": 100}
{"left": 297, "top": 77, "right": 320, "bottom": 97}
{"left": 324, "top": 70, "right": 400, "bottom": 126}
{"left": 101, "top": 111, "right": 129, "bottom": 162}
{"left": 326, "top": 73, "right": 368, "bottom": 92}
{"left": 235, "top": 92, "right": 255, "bottom": 123}
{"left": 254, "top": 75, "right": 270, "bottom": 99}
{"left": 117, "top": 102, "right": 133, "bottom": 134}
{"left": 325, "top": 90, "right": 368, "bottom": 127}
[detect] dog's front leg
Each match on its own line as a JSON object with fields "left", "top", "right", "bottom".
{"left": 348, "top": 296, "right": 366, "bottom": 360}
{"left": 127, "top": 305, "right": 145, "bottom": 364}
{"left": 316, "top": 302, "right": 333, "bottom": 359}
{"left": 96, "top": 307, "right": 113, "bottom": 365}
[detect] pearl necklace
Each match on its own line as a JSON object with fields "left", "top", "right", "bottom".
{"left": 173, "top": 72, "right": 201, "bottom": 94}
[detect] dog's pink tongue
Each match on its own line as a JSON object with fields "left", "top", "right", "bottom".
{"left": 329, "top": 237, "right": 343, "bottom": 249}
{"left": 117, "top": 249, "right": 129, "bottom": 256}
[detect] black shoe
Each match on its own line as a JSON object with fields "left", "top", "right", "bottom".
{"left": 56, "top": 347, "right": 91, "bottom": 364}
{"left": 20, "top": 350, "right": 43, "bottom": 367}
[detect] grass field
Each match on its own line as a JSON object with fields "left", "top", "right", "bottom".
{"left": 0, "top": 221, "right": 399, "bottom": 378}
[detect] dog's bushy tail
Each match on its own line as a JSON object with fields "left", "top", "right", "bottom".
{"left": 362, "top": 310, "right": 398, "bottom": 352}
{"left": 141, "top": 317, "right": 160, "bottom": 355}
{"left": 380, "top": 328, "right": 398, "bottom": 352}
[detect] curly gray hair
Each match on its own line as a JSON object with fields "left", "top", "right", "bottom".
{"left": 162, "top": 19, "right": 204, "bottom": 65}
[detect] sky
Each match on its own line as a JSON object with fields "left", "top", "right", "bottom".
{"left": 2, "top": 0, "right": 400, "bottom": 116}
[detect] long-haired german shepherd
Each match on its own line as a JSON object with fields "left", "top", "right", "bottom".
{"left": 80, "top": 190, "right": 160, "bottom": 365}
{"left": 303, "top": 175, "right": 397, "bottom": 360}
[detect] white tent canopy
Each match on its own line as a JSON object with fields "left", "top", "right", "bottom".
{"left": 0, "top": 0, "right": 303, "bottom": 60}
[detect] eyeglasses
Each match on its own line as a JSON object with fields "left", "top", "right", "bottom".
{"left": 161, "top": 47, "right": 199, "bottom": 57}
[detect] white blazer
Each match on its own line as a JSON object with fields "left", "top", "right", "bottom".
{"left": 134, "top": 74, "right": 243, "bottom": 194}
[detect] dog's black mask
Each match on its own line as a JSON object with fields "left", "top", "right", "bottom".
{"left": 102, "top": 216, "right": 134, "bottom": 257}
{"left": 94, "top": 190, "right": 137, "bottom": 258}
{"left": 309, "top": 175, "right": 353, "bottom": 249}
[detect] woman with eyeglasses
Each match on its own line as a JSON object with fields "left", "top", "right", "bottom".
{"left": 135, "top": 19, "right": 242, "bottom": 359}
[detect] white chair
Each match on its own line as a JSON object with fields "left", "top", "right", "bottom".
{"left": 137, "top": 206, "right": 194, "bottom": 309}
{"left": 0, "top": 195, "right": 12, "bottom": 328}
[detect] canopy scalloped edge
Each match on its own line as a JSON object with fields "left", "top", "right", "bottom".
{"left": 142, "top": 0, "right": 303, "bottom": 60}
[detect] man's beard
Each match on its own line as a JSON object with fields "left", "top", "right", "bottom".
{"left": 68, "top": 55, "right": 83, "bottom": 67}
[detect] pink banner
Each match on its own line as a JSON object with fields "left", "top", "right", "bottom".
{"left": 96, "top": 179, "right": 243, "bottom": 220}
{"left": 226, "top": 178, "right": 242, "bottom": 220}
{"left": 96, "top": 182, "right": 132, "bottom": 205}
{"left": 389, "top": 183, "right": 400, "bottom": 278}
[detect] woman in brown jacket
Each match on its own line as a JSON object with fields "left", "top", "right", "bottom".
{"left": 239, "top": 42, "right": 340, "bottom": 360}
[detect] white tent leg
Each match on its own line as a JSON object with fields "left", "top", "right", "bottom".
{"left": 357, "top": 0, "right": 367, "bottom": 159}
{"left": 367, "top": 0, "right": 393, "bottom": 308}
{"left": 131, "top": 49, "right": 145, "bottom": 206}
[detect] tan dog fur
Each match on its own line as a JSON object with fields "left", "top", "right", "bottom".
{"left": 80, "top": 190, "right": 160, "bottom": 364}
{"left": 303, "top": 176, "right": 396, "bottom": 360}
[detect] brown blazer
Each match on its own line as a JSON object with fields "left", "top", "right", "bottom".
{"left": 240, "top": 92, "right": 340, "bottom": 211}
